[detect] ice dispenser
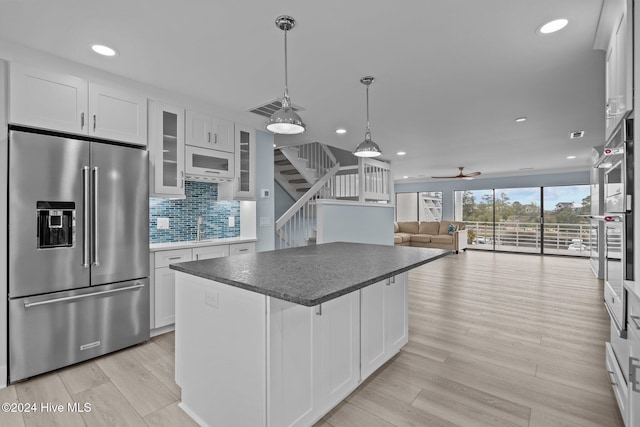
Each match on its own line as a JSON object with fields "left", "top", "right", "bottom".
{"left": 36, "top": 201, "right": 75, "bottom": 248}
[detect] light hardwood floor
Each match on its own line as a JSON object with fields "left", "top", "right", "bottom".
{"left": 1, "top": 251, "right": 624, "bottom": 427}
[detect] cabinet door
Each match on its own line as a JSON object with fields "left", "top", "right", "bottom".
{"left": 88, "top": 83, "right": 147, "bottom": 145}
{"left": 630, "top": 328, "right": 640, "bottom": 427}
{"left": 234, "top": 124, "right": 256, "bottom": 200}
{"left": 605, "top": 40, "right": 617, "bottom": 141}
{"left": 360, "top": 280, "right": 387, "bottom": 379}
{"left": 386, "top": 273, "right": 408, "bottom": 353}
{"left": 212, "top": 117, "right": 234, "bottom": 153}
{"left": 319, "top": 292, "right": 360, "bottom": 410}
{"left": 268, "top": 299, "right": 320, "bottom": 427}
{"left": 150, "top": 101, "right": 185, "bottom": 196}
{"left": 615, "top": 0, "right": 632, "bottom": 118}
{"left": 230, "top": 242, "right": 256, "bottom": 255}
{"left": 10, "top": 63, "right": 87, "bottom": 134}
{"left": 186, "top": 110, "right": 234, "bottom": 153}
{"left": 155, "top": 266, "right": 177, "bottom": 327}
{"left": 192, "top": 245, "right": 230, "bottom": 260}
{"left": 185, "top": 109, "right": 212, "bottom": 149}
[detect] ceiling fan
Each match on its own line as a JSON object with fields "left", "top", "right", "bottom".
{"left": 431, "top": 166, "right": 481, "bottom": 180}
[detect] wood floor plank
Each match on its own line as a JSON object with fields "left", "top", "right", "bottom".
{"left": 14, "top": 372, "right": 86, "bottom": 427}
{"left": 95, "top": 347, "right": 177, "bottom": 417}
{"left": 72, "top": 382, "right": 146, "bottom": 427}
{"left": 324, "top": 401, "right": 396, "bottom": 427}
{"left": 143, "top": 402, "right": 200, "bottom": 427}
{"left": 57, "top": 360, "right": 109, "bottom": 396}
{"left": 0, "top": 385, "right": 26, "bottom": 427}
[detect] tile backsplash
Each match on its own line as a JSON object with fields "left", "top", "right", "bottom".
{"left": 149, "top": 181, "right": 240, "bottom": 243}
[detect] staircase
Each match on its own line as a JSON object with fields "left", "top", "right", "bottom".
{"left": 274, "top": 142, "right": 337, "bottom": 200}
{"left": 274, "top": 142, "right": 393, "bottom": 249}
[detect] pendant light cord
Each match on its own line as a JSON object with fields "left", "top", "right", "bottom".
{"left": 366, "top": 84, "right": 370, "bottom": 133}
{"left": 283, "top": 29, "right": 289, "bottom": 100}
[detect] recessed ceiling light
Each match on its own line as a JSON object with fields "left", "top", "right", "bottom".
{"left": 515, "top": 117, "right": 527, "bottom": 123}
{"left": 397, "top": 151, "right": 406, "bottom": 156}
{"left": 336, "top": 128, "right": 347, "bottom": 134}
{"left": 539, "top": 19, "right": 568, "bottom": 34}
{"left": 91, "top": 44, "right": 118, "bottom": 57}
{"left": 567, "top": 155, "right": 576, "bottom": 159}
{"left": 403, "top": 176, "right": 409, "bottom": 179}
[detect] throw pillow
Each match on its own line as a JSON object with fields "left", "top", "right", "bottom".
{"left": 448, "top": 224, "right": 458, "bottom": 235}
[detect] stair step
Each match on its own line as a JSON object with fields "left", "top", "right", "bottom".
{"left": 288, "top": 178, "right": 308, "bottom": 184}
{"left": 274, "top": 159, "right": 291, "bottom": 165}
{"left": 281, "top": 169, "right": 299, "bottom": 175}
{"left": 296, "top": 188, "right": 311, "bottom": 192}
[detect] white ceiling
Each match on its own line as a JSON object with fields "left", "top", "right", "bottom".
{"left": 0, "top": 0, "right": 606, "bottom": 181}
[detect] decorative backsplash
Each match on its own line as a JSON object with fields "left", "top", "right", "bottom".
{"left": 149, "top": 181, "right": 240, "bottom": 243}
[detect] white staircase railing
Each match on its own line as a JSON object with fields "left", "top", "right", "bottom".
{"left": 276, "top": 164, "right": 340, "bottom": 249}
{"left": 332, "top": 157, "right": 393, "bottom": 202}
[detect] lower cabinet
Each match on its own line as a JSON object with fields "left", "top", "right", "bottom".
{"left": 361, "top": 274, "right": 408, "bottom": 379}
{"left": 175, "top": 271, "right": 409, "bottom": 427}
{"left": 151, "top": 242, "right": 256, "bottom": 330}
{"left": 268, "top": 292, "right": 360, "bottom": 427}
{"left": 629, "top": 327, "right": 640, "bottom": 427}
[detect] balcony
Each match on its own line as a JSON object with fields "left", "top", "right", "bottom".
{"left": 465, "top": 221, "right": 591, "bottom": 256}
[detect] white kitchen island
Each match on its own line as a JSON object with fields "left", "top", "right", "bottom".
{"left": 170, "top": 242, "right": 449, "bottom": 427}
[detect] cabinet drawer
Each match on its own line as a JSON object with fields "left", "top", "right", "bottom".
{"left": 230, "top": 242, "right": 256, "bottom": 256}
{"left": 154, "top": 249, "right": 192, "bottom": 268}
{"left": 606, "top": 341, "right": 628, "bottom": 424}
{"left": 605, "top": 283, "right": 624, "bottom": 327}
{"left": 193, "top": 245, "right": 229, "bottom": 260}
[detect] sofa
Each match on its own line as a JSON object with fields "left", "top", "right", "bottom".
{"left": 394, "top": 220, "right": 468, "bottom": 253}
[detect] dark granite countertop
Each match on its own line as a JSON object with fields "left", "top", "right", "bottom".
{"left": 169, "top": 242, "right": 450, "bottom": 306}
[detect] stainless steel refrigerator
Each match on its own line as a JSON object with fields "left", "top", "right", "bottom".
{"left": 8, "top": 129, "right": 150, "bottom": 383}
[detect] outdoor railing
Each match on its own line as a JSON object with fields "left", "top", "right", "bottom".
{"left": 464, "top": 221, "right": 592, "bottom": 256}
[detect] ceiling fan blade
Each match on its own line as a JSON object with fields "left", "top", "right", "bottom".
{"left": 431, "top": 175, "right": 458, "bottom": 179}
{"left": 463, "top": 171, "right": 481, "bottom": 177}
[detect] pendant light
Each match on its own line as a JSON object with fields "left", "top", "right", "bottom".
{"left": 266, "top": 15, "right": 306, "bottom": 135}
{"left": 353, "top": 76, "right": 382, "bottom": 157}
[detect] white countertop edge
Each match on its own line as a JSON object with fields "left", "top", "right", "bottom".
{"left": 625, "top": 280, "right": 640, "bottom": 302}
{"left": 150, "top": 237, "right": 257, "bottom": 252}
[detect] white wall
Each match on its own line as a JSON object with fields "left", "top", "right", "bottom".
{"left": 255, "top": 130, "right": 275, "bottom": 252}
{"left": 316, "top": 200, "right": 394, "bottom": 246}
{"left": 395, "top": 171, "right": 590, "bottom": 220}
{"left": 0, "top": 59, "right": 8, "bottom": 387}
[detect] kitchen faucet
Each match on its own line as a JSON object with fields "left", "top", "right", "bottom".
{"left": 197, "top": 216, "right": 204, "bottom": 241}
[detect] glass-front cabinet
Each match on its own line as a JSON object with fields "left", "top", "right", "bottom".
{"left": 150, "top": 100, "right": 185, "bottom": 197}
{"left": 234, "top": 124, "right": 256, "bottom": 200}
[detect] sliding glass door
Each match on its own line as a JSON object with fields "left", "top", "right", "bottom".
{"left": 455, "top": 185, "right": 590, "bottom": 257}
{"left": 494, "top": 188, "right": 541, "bottom": 254}
{"left": 542, "top": 185, "right": 590, "bottom": 256}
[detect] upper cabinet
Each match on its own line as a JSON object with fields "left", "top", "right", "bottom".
{"left": 185, "top": 109, "right": 234, "bottom": 153}
{"left": 9, "top": 62, "right": 147, "bottom": 145}
{"left": 234, "top": 124, "right": 256, "bottom": 200}
{"left": 597, "top": 0, "right": 633, "bottom": 141}
{"left": 149, "top": 100, "right": 185, "bottom": 197}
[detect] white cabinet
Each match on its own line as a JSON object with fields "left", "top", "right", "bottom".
{"left": 602, "top": 0, "right": 633, "bottom": 141}
{"left": 360, "top": 273, "right": 408, "bottom": 379}
{"left": 268, "top": 299, "right": 319, "bottom": 427}
{"left": 185, "top": 109, "right": 234, "bottom": 153}
{"left": 10, "top": 63, "right": 87, "bottom": 134}
{"left": 151, "top": 242, "right": 255, "bottom": 330}
{"left": 88, "top": 83, "right": 147, "bottom": 145}
{"left": 230, "top": 242, "right": 256, "bottom": 255}
{"left": 629, "top": 325, "right": 640, "bottom": 427}
{"left": 192, "top": 244, "right": 229, "bottom": 260}
{"left": 185, "top": 145, "right": 235, "bottom": 180}
{"left": 268, "top": 291, "right": 360, "bottom": 427}
{"left": 318, "top": 292, "right": 360, "bottom": 410}
{"left": 9, "top": 63, "right": 147, "bottom": 145}
{"left": 153, "top": 248, "right": 192, "bottom": 328}
{"left": 234, "top": 124, "right": 256, "bottom": 200}
{"left": 149, "top": 100, "right": 185, "bottom": 197}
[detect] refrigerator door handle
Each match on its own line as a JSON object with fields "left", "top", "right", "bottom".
{"left": 92, "top": 166, "right": 100, "bottom": 267}
{"left": 82, "top": 166, "right": 90, "bottom": 268}
{"left": 23, "top": 283, "right": 145, "bottom": 308}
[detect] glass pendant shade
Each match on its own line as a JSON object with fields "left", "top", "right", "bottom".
{"left": 354, "top": 76, "right": 382, "bottom": 157}
{"left": 266, "top": 16, "right": 306, "bottom": 135}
